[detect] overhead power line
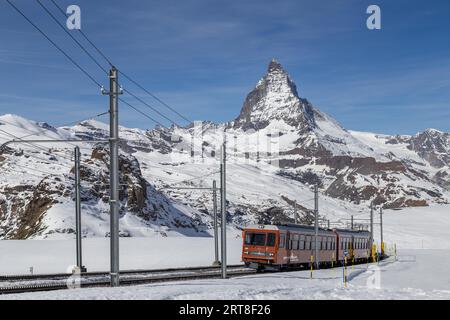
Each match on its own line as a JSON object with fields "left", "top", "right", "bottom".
{"left": 122, "top": 88, "right": 180, "bottom": 126}
{"left": 120, "top": 72, "right": 192, "bottom": 123}
{"left": 118, "top": 98, "right": 165, "bottom": 127}
{"left": 0, "top": 111, "right": 109, "bottom": 141}
{"left": 49, "top": 0, "right": 115, "bottom": 67}
{"left": 5, "top": 161, "right": 59, "bottom": 177}
{"left": 48, "top": 0, "right": 192, "bottom": 125}
{"left": 6, "top": 168, "right": 53, "bottom": 179}
{"left": 0, "top": 112, "right": 109, "bottom": 158}
{"left": 0, "top": 134, "right": 71, "bottom": 169}
{"left": 6, "top": 0, "right": 103, "bottom": 88}
{"left": 36, "top": 0, "right": 109, "bottom": 74}
{"left": 0, "top": 128, "right": 52, "bottom": 154}
{"left": 171, "top": 170, "right": 221, "bottom": 186}
{"left": 38, "top": 0, "right": 182, "bottom": 128}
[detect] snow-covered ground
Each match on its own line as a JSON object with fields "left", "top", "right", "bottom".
{"left": 0, "top": 230, "right": 243, "bottom": 276}
{"left": 0, "top": 204, "right": 449, "bottom": 299}
{"left": 2, "top": 250, "right": 449, "bottom": 300}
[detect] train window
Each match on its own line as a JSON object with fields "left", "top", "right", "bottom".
{"left": 292, "top": 234, "right": 299, "bottom": 250}
{"left": 244, "top": 232, "right": 266, "bottom": 246}
{"left": 279, "top": 234, "right": 285, "bottom": 248}
{"left": 306, "top": 236, "right": 311, "bottom": 250}
{"left": 267, "top": 233, "right": 276, "bottom": 247}
{"left": 287, "top": 234, "right": 292, "bottom": 250}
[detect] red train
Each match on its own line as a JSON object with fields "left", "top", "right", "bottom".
{"left": 242, "top": 224, "right": 371, "bottom": 270}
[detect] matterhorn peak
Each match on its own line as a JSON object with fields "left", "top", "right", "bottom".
{"left": 268, "top": 58, "right": 285, "bottom": 73}
{"left": 233, "top": 59, "right": 315, "bottom": 131}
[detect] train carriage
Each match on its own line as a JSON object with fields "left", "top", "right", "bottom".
{"left": 242, "top": 224, "right": 372, "bottom": 270}
{"left": 334, "top": 229, "right": 371, "bottom": 262}
{"left": 242, "top": 224, "right": 337, "bottom": 270}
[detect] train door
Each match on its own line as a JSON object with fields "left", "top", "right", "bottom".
{"left": 350, "top": 235, "right": 355, "bottom": 259}
{"left": 336, "top": 233, "right": 341, "bottom": 261}
{"left": 285, "top": 231, "right": 291, "bottom": 264}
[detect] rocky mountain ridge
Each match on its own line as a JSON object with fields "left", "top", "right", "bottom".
{"left": 0, "top": 59, "right": 449, "bottom": 239}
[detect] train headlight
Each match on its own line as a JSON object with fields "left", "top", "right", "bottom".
{"left": 268, "top": 253, "right": 274, "bottom": 256}
{"left": 244, "top": 251, "right": 249, "bottom": 254}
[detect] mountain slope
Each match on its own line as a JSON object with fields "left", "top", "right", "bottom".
{"left": 0, "top": 59, "right": 449, "bottom": 239}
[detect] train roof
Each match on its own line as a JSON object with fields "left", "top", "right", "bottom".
{"left": 244, "top": 224, "right": 371, "bottom": 236}
{"left": 245, "top": 224, "right": 335, "bottom": 235}
{"left": 333, "top": 228, "right": 371, "bottom": 236}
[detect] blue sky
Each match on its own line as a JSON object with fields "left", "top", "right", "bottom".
{"left": 0, "top": 0, "right": 449, "bottom": 134}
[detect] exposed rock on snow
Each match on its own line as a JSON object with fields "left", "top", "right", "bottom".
{"left": 0, "top": 60, "right": 449, "bottom": 239}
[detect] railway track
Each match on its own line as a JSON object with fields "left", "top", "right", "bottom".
{"left": 0, "top": 257, "right": 389, "bottom": 295}
{"left": 0, "top": 265, "right": 255, "bottom": 295}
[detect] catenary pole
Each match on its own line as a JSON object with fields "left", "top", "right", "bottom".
{"left": 212, "top": 180, "right": 220, "bottom": 266}
{"left": 314, "top": 184, "right": 319, "bottom": 269}
{"left": 380, "top": 207, "right": 384, "bottom": 257}
{"left": 74, "top": 146, "right": 84, "bottom": 272}
{"left": 370, "top": 201, "right": 374, "bottom": 259}
{"left": 108, "top": 67, "right": 120, "bottom": 287}
{"left": 220, "top": 143, "right": 227, "bottom": 278}
{"left": 294, "top": 201, "right": 298, "bottom": 224}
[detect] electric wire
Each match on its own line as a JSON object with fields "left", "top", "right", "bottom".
{"left": 49, "top": 0, "right": 192, "bottom": 125}
{"left": 6, "top": 0, "right": 103, "bottom": 88}
{"left": 35, "top": 0, "right": 109, "bottom": 74}
{"left": 49, "top": 0, "right": 115, "bottom": 67}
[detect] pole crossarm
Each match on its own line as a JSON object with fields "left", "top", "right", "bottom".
{"left": 164, "top": 187, "right": 221, "bottom": 191}
{"left": 0, "top": 138, "right": 109, "bottom": 151}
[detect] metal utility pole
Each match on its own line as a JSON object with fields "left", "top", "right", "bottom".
{"left": 212, "top": 180, "right": 220, "bottom": 266}
{"left": 294, "top": 201, "right": 298, "bottom": 224}
{"left": 74, "top": 146, "right": 85, "bottom": 272}
{"left": 220, "top": 143, "right": 227, "bottom": 279}
{"left": 108, "top": 67, "right": 121, "bottom": 287}
{"left": 351, "top": 215, "right": 354, "bottom": 230}
{"left": 314, "top": 184, "right": 319, "bottom": 269}
{"left": 380, "top": 207, "right": 384, "bottom": 257}
{"left": 370, "top": 202, "right": 374, "bottom": 257}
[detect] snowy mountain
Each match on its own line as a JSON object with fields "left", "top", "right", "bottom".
{"left": 0, "top": 59, "right": 449, "bottom": 239}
